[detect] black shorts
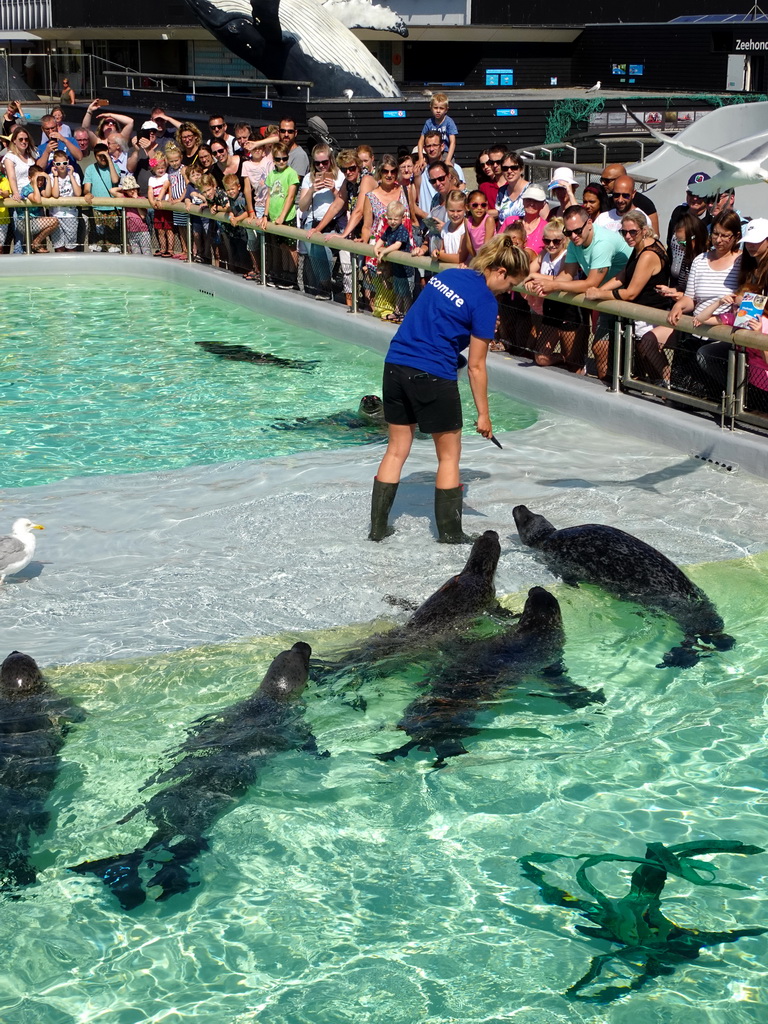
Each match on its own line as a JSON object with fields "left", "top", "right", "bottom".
{"left": 383, "top": 362, "right": 463, "bottom": 434}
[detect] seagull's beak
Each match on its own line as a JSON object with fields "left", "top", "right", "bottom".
{"left": 32, "top": 523, "right": 44, "bottom": 530}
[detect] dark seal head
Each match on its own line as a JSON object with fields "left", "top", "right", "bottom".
{"left": 517, "top": 586, "right": 563, "bottom": 635}
{"left": 358, "top": 395, "right": 385, "bottom": 425}
{"left": 257, "top": 642, "right": 311, "bottom": 702}
{"left": 0, "top": 651, "right": 47, "bottom": 698}
{"left": 513, "top": 505, "right": 556, "bottom": 548}
{"left": 407, "top": 530, "right": 501, "bottom": 632}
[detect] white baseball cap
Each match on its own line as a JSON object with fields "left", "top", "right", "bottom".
{"left": 742, "top": 218, "right": 768, "bottom": 244}
{"left": 548, "top": 166, "right": 578, "bottom": 188}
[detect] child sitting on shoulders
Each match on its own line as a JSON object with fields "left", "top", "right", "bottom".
{"left": 374, "top": 199, "right": 413, "bottom": 321}
{"left": 417, "top": 93, "right": 458, "bottom": 168}
{"left": 431, "top": 189, "right": 466, "bottom": 265}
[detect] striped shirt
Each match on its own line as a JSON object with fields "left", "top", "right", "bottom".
{"left": 685, "top": 251, "right": 741, "bottom": 319}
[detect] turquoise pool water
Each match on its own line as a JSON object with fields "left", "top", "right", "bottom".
{"left": 1, "top": 270, "right": 767, "bottom": 1023}
{"left": 1, "top": 277, "right": 536, "bottom": 488}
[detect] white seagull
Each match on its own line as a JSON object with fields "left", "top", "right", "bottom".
{"left": 623, "top": 104, "right": 768, "bottom": 195}
{"left": 586, "top": 80, "right": 601, "bottom": 93}
{"left": 0, "top": 518, "right": 44, "bottom": 584}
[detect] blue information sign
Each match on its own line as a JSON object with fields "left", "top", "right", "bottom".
{"left": 383, "top": 110, "right": 406, "bottom": 118}
{"left": 495, "top": 108, "right": 518, "bottom": 117}
{"left": 486, "top": 68, "right": 514, "bottom": 87}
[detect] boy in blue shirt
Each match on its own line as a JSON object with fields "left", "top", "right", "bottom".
{"left": 417, "top": 93, "right": 458, "bottom": 168}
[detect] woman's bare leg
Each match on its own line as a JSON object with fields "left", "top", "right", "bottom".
{"left": 376, "top": 423, "right": 417, "bottom": 483}
{"left": 433, "top": 429, "right": 462, "bottom": 490}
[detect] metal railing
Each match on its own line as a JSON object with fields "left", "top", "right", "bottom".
{"left": 0, "top": 0, "right": 50, "bottom": 31}
{"left": 517, "top": 151, "right": 656, "bottom": 189}
{"left": 100, "top": 69, "right": 315, "bottom": 103}
{"left": 3, "top": 195, "right": 767, "bottom": 435}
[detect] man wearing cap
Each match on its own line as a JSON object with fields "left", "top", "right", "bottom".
{"left": 600, "top": 162, "right": 659, "bottom": 234}
{"left": 527, "top": 204, "right": 630, "bottom": 379}
{"left": 665, "top": 171, "right": 714, "bottom": 248}
{"left": 595, "top": 175, "right": 649, "bottom": 233}
{"left": 547, "top": 166, "right": 578, "bottom": 220}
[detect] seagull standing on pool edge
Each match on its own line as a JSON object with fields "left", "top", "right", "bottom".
{"left": 0, "top": 518, "right": 44, "bottom": 583}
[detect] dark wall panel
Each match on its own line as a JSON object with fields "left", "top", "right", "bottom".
{"left": 50, "top": 1, "right": 192, "bottom": 27}
{"left": 404, "top": 42, "right": 572, "bottom": 89}
{"left": 472, "top": 0, "right": 754, "bottom": 26}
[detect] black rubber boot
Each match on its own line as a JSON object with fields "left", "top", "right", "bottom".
{"left": 435, "top": 486, "right": 475, "bottom": 544}
{"left": 368, "top": 478, "right": 399, "bottom": 541}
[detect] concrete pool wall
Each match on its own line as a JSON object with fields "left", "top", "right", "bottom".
{"left": 11, "top": 253, "right": 768, "bottom": 480}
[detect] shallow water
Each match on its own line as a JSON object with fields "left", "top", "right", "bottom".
{"left": 1, "top": 275, "right": 768, "bottom": 1023}
{"left": 1, "top": 277, "right": 534, "bottom": 488}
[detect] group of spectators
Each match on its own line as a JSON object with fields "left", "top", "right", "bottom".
{"left": 1, "top": 88, "right": 766, "bottom": 410}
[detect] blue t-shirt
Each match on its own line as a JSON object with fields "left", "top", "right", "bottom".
{"left": 381, "top": 223, "right": 411, "bottom": 252}
{"left": 386, "top": 268, "right": 498, "bottom": 380}
{"left": 422, "top": 114, "right": 458, "bottom": 153}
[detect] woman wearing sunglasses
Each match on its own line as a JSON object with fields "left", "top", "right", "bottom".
{"left": 297, "top": 144, "right": 343, "bottom": 297}
{"left": 585, "top": 210, "right": 673, "bottom": 381}
{"left": 495, "top": 153, "right": 531, "bottom": 224}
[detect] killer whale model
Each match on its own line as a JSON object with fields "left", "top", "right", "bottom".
{"left": 183, "top": 0, "right": 406, "bottom": 98}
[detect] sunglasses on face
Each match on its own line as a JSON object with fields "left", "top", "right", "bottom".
{"left": 381, "top": 168, "right": 397, "bottom": 177}
{"left": 620, "top": 228, "right": 639, "bottom": 236}
{"left": 341, "top": 165, "right": 357, "bottom": 172}
{"left": 279, "top": 128, "right": 295, "bottom": 135}
{"left": 479, "top": 160, "right": 490, "bottom": 167}
{"left": 543, "top": 238, "right": 562, "bottom": 246}
{"left": 503, "top": 164, "right": 521, "bottom": 171}
{"left": 429, "top": 173, "right": 447, "bottom": 183}
{"left": 313, "top": 159, "right": 330, "bottom": 167}
{"left": 563, "top": 224, "right": 586, "bottom": 237}
{"left": 274, "top": 156, "right": 289, "bottom": 162}
{"left": 210, "top": 123, "right": 225, "bottom": 129}
{"left": 614, "top": 192, "right": 632, "bottom": 199}
{"left": 469, "top": 202, "right": 487, "bottom": 207}
{"left": 600, "top": 177, "right": 617, "bottom": 185}
{"left": 212, "top": 149, "right": 226, "bottom": 156}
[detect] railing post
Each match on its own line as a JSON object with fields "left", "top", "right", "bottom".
{"left": 259, "top": 229, "right": 267, "bottom": 286}
{"left": 350, "top": 252, "right": 359, "bottom": 314}
{"left": 734, "top": 349, "right": 747, "bottom": 419}
{"left": 24, "top": 208, "right": 31, "bottom": 254}
{"left": 610, "top": 317, "right": 622, "bottom": 393}
{"left": 725, "top": 345, "right": 737, "bottom": 430}
{"left": 621, "top": 320, "right": 633, "bottom": 383}
{"left": 120, "top": 207, "right": 128, "bottom": 254}
{"left": 186, "top": 217, "right": 193, "bottom": 263}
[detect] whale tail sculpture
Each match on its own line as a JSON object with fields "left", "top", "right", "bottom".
{"left": 519, "top": 840, "right": 765, "bottom": 1003}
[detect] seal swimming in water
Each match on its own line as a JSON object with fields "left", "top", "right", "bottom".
{"left": 377, "top": 587, "right": 603, "bottom": 767}
{"left": 512, "top": 505, "right": 735, "bottom": 668}
{"left": 71, "top": 642, "right": 322, "bottom": 909}
{"left": 273, "top": 395, "right": 386, "bottom": 434}
{"left": 0, "top": 651, "right": 84, "bottom": 891}
{"left": 314, "top": 531, "right": 506, "bottom": 687}
{"left": 196, "top": 340, "right": 317, "bottom": 370}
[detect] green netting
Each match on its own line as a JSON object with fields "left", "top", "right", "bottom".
{"left": 544, "top": 93, "right": 768, "bottom": 146}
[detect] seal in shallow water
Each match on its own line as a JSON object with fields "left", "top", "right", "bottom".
{"left": 377, "top": 586, "right": 603, "bottom": 767}
{"left": 0, "top": 651, "right": 84, "bottom": 890}
{"left": 70, "top": 642, "right": 322, "bottom": 909}
{"left": 512, "top": 504, "right": 735, "bottom": 667}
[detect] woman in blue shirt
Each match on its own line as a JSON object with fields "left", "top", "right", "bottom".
{"left": 370, "top": 234, "right": 529, "bottom": 544}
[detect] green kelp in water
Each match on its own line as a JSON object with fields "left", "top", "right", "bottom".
{"left": 518, "top": 840, "right": 765, "bottom": 1003}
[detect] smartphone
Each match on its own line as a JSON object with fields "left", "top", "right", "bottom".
{"left": 96, "top": 98, "right": 110, "bottom": 107}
